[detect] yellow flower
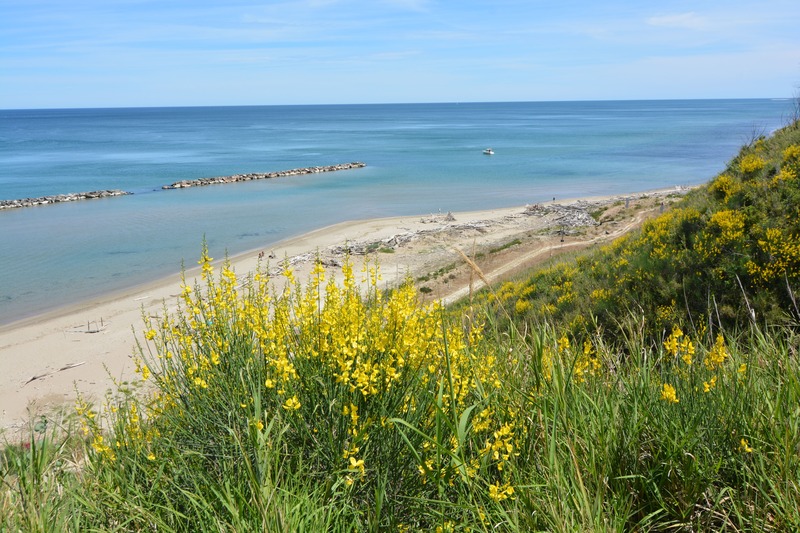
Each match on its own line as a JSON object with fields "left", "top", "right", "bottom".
{"left": 746, "top": 227, "right": 800, "bottom": 284}
{"left": 704, "top": 334, "right": 729, "bottom": 370}
{"left": 144, "top": 329, "right": 157, "bottom": 341}
{"left": 739, "top": 153, "right": 765, "bottom": 174}
{"left": 198, "top": 250, "right": 214, "bottom": 278}
{"left": 739, "top": 438, "right": 753, "bottom": 453}
{"left": 703, "top": 375, "right": 717, "bottom": 393}
{"left": 664, "top": 326, "right": 682, "bottom": 357}
{"left": 435, "top": 521, "right": 454, "bottom": 533}
{"left": 557, "top": 335, "right": 570, "bottom": 353}
{"left": 348, "top": 456, "right": 365, "bottom": 476}
{"left": 488, "top": 482, "right": 515, "bottom": 502}
{"left": 783, "top": 144, "right": 800, "bottom": 162}
{"left": 147, "top": 452, "right": 156, "bottom": 461}
{"left": 514, "top": 298, "right": 531, "bottom": 314}
{"left": 283, "top": 396, "right": 301, "bottom": 411}
{"left": 680, "top": 337, "right": 695, "bottom": 366}
{"left": 660, "top": 383, "right": 679, "bottom": 403}
{"left": 343, "top": 403, "right": 359, "bottom": 426}
{"left": 695, "top": 210, "right": 746, "bottom": 260}
{"left": 709, "top": 173, "right": 742, "bottom": 203}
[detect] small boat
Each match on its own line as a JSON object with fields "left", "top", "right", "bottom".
{"left": 483, "top": 148, "right": 494, "bottom": 155}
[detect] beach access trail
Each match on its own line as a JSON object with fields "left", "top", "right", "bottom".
{"left": 0, "top": 188, "right": 687, "bottom": 434}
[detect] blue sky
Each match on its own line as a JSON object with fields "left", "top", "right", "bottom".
{"left": 1, "top": 0, "right": 799, "bottom": 108}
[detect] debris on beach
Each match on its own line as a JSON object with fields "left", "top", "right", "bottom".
{"left": 524, "top": 203, "right": 599, "bottom": 228}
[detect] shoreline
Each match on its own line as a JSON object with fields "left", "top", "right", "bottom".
{"left": 0, "top": 186, "right": 690, "bottom": 433}
{"left": 0, "top": 185, "right": 687, "bottom": 332}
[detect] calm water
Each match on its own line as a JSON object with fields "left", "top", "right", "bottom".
{"left": 0, "top": 100, "right": 793, "bottom": 325}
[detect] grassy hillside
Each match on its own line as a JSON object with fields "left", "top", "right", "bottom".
{"left": 483, "top": 118, "right": 800, "bottom": 342}
{"left": 2, "top": 119, "right": 800, "bottom": 532}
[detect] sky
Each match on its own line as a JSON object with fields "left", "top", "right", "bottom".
{"left": 1, "top": 0, "right": 799, "bottom": 109}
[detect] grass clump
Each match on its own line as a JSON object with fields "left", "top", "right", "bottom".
{"left": 417, "top": 262, "right": 458, "bottom": 284}
{"left": 489, "top": 239, "right": 522, "bottom": 254}
{"left": 365, "top": 242, "right": 395, "bottom": 254}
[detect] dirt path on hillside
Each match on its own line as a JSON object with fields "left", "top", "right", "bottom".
{"left": 436, "top": 205, "right": 659, "bottom": 305}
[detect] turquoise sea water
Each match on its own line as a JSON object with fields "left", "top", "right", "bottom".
{"left": 0, "top": 100, "right": 794, "bottom": 325}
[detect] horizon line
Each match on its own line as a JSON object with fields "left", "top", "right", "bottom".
{"left": 2, "top": 96, "right": 792, "bottom": 113}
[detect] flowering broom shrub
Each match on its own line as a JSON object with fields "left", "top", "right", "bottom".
{"left": 76, "top": 251, "right": 527, "bottom": 529}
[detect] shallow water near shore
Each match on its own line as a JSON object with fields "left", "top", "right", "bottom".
{"left": 0, "top": 99, "right": 793, "bottom": 325}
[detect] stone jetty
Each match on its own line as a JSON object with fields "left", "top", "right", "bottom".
{"left": 162, "top": 162, "right": 366, "bottom": 190}
{"left": 0, "top": 190, "right": 131, "bottom": 211}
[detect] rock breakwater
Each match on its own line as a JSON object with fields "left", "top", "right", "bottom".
{"left": 1, "top": 163, "right": 369, "bottom": 210}
{"left": 162, "top": 162, "right": 366, "bottom": 189}
{"left": 0, "top": 190, "right": 131, "bottom": 211}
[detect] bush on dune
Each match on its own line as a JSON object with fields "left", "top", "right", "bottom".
{"left": 74, "top": 253, "right": 523, "bottom": 531}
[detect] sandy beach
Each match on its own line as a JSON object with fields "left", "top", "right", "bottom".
{"left": 0, "top": 187, "right": 689, "bottom": 434}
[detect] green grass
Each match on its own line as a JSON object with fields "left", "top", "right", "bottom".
{"left": 489, "top": 239, "right": 522, "bottom": 254}
{"left": 3, "top": 264, "right": 799, "bottom": 531}
{"left": 588, "top": 207, "right": 607, "bottom": 221}
{"left": 417, "top": 262, "right": 458, "bottom": 283}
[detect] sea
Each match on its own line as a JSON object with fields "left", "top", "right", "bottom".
{"left": 0, "top": 99, "right": 794, "bottom": 326}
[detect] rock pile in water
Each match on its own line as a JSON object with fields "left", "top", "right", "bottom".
{"left": 162, "top": 162, "right": 367, "bottom": 189}
{"left": 0, "top": 190, "right": 131, "bottom": 210}
{"left": 1, "top": 163, "right": 368, "bottom": 210}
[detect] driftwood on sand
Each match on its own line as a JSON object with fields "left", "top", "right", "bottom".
{"left": 23, "top": 362, "right": 86, "bottom": 386}
{"left": 266, "top": 189, "right": 689, "bottom": 274}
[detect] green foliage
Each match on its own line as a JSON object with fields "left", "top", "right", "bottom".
{"left": 3, "top": 262, "right": 800, "bottom": 531}
{"left": 483, "top": 121, "right": 800, "bottom": 342}
{"left": 0, "top": 416, "right": 84, "bottom": 532}
{"left": 490, "top": 239, "right": 522, "bottom": 254}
